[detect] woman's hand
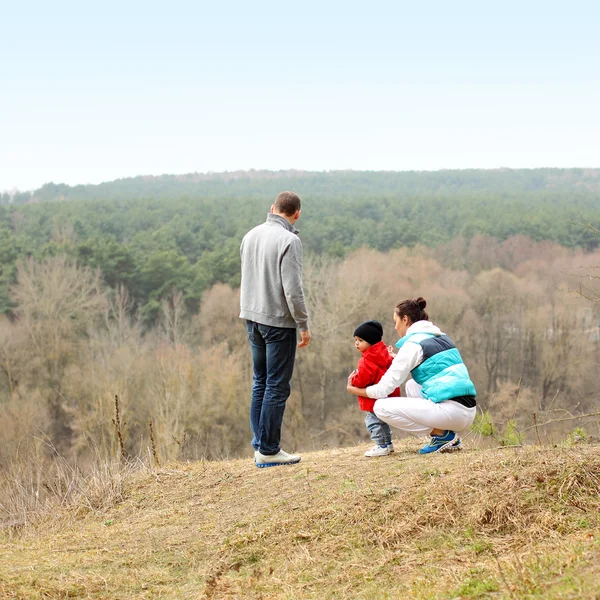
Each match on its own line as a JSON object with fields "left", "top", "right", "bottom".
{"left": 347, "top": 371, "right": 358, "bottom": 394}
{"left": 347, "top": 371, "right": 367, "bottom": 397}
{"left": 387, "top": 345, "right": 396, "bottom": 357}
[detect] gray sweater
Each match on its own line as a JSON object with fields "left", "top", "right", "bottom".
{"left": 239, "top": 213, "right": 310, "bottom": 331}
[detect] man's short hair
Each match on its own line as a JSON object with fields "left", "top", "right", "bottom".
{"left": 274, "top": 191, "right": 301, "bottom": 216}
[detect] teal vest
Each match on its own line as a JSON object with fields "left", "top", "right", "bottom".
{"left": 396, "top": 332, "right": 476, "bottom": 403}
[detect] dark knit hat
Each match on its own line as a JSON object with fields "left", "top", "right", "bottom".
{"left": 353, "top": 320, "right": 383, "bottom": 346}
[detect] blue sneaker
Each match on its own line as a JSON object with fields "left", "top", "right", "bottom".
{"left": 449, "top": 438, "right": 462, "bottom": 451}
{"left": 418, "top": 430, "right": 457, "bottom": 454}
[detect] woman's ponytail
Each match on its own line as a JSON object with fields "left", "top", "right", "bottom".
{"left": 395, "top": 297, "right": 429, "bottom": 324}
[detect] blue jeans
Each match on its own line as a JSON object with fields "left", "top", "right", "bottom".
{"left": 365, "top": 411, "right": 392, "bottom": 446}
{"left": 246, "top": 321, "right": 297, "bottom": 455}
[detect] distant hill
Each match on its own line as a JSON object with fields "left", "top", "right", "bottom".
{"left": 7, "top": 167, "right": 600, "bottom": 204}
{"left": 1, "top": 441, "right": 599, "bottom": 598}
{"left": 2, "top": 168, "right": 599, "bottom": 318}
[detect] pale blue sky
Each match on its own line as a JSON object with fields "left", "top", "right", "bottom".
{"left": 2, "top": 0, "right": 598, "bottom": 191}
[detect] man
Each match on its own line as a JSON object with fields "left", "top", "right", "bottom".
{"left": 240, "top": 191, "right": 311, "bottom": 468}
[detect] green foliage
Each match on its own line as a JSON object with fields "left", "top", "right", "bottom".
{"left": 471, "top": 412, "right": 523, "bottom": 446}
{"left": 471, "top": 411, "right": 495, "bottom": 437}
{"left": 501, "top": 420, "right": 523, "bottom": 446}
{"left": 0, "top": 227, "right": 18, "bottom": 313}
{"left": 2, "top": 169, "right": 599, "bottom": 319}
{"left": 563, "top": 427, "right": 589, "bottom": 447}
{"left": 454, "top": 570, "right": 500, "bottom": 597}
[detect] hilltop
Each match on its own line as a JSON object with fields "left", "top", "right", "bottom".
{"left": 2, "top": 166, "right": 600, "bottom": 316}
{"left": 1, "top": 441, "right": 599, "bottom": 599}
{"left": 3, "top": 167, "right": 600, "bottom": 204}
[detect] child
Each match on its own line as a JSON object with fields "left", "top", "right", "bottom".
{"left": 350, "top": 320, "right": 400, "bottom": 457}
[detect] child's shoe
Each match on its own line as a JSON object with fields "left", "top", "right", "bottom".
{"left": 364, "top": 444, "right": 392, "bottom": 457}
{"left": 417, "top": 430, "right": 457, "bottom": 454}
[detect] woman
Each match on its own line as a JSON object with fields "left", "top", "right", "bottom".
{"left": 347, "top": 297, "right": 476, "bottom": 454}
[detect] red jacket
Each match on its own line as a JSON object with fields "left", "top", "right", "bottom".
{"left": 351, "top": 341, "right": 401, "bottom": 412}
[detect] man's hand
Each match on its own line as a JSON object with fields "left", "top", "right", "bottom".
{"left": 298, "top": 329, "right": 311, "bottom": 348}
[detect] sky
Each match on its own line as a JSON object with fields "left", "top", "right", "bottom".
{"left": 1, "top": 0, "right": 599, "bottom": 191}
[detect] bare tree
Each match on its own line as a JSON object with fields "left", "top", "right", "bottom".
{"left": 161, "top": 289, "right": 186, "bottom": 345}
{"left": 191, "top": 283, "right": 246, "bottom": 351}
{"left": 0, "top": 317, "right": 27, "bottom": 401}
{"left": 12, "top": 256, "right": 108, "bottom": 369}
{"left": 10, "top": 257, "right": 108, "bottom": 451}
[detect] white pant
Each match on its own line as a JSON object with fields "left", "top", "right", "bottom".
{"left": 373, "top": 379, "right": 476, "bottom": 437}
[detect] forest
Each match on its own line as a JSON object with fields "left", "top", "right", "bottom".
{"left": 1, "top": 168, "right": 600, "bottom": 319}
{"left": 1, "top": 168, "right": 600, "bottom": 521}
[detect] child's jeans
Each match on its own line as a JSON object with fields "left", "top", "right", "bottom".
{"left": 365, "top": 411, "right": 392, "bottom": 446}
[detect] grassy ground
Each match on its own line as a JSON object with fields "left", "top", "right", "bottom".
{"left": 1, "top": 440, "right": 599, "bottom": 599}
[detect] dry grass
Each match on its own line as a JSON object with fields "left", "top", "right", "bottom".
{"left": 1, "top": 441, "right": 599, "bottom": 599}
{"left": 0, "top": 440, "right": 143, "bottom": 533}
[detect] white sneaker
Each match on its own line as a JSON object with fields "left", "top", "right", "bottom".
{"left": 255, "top": 449, "right": 301, "bottom": 468}
{"left": 388, "top": 442, "right": 395, "bottom": 453}
{"left": 364, "top": 444, "right": 392, "bottom": 457}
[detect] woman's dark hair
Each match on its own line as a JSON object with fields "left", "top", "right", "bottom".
{"left": 395, "top": 297, "right": 429, "bottom": 324}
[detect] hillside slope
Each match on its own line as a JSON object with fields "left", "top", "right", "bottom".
{"left": 1, "top": 441, "right": 599, "bottom": 599}
{"left": 22, "top": 168, "right": 600, "bottom": 203}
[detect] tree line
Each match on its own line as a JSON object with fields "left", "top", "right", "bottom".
{"left": 1, "top": 169, "right": 599, "bottom": 320}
